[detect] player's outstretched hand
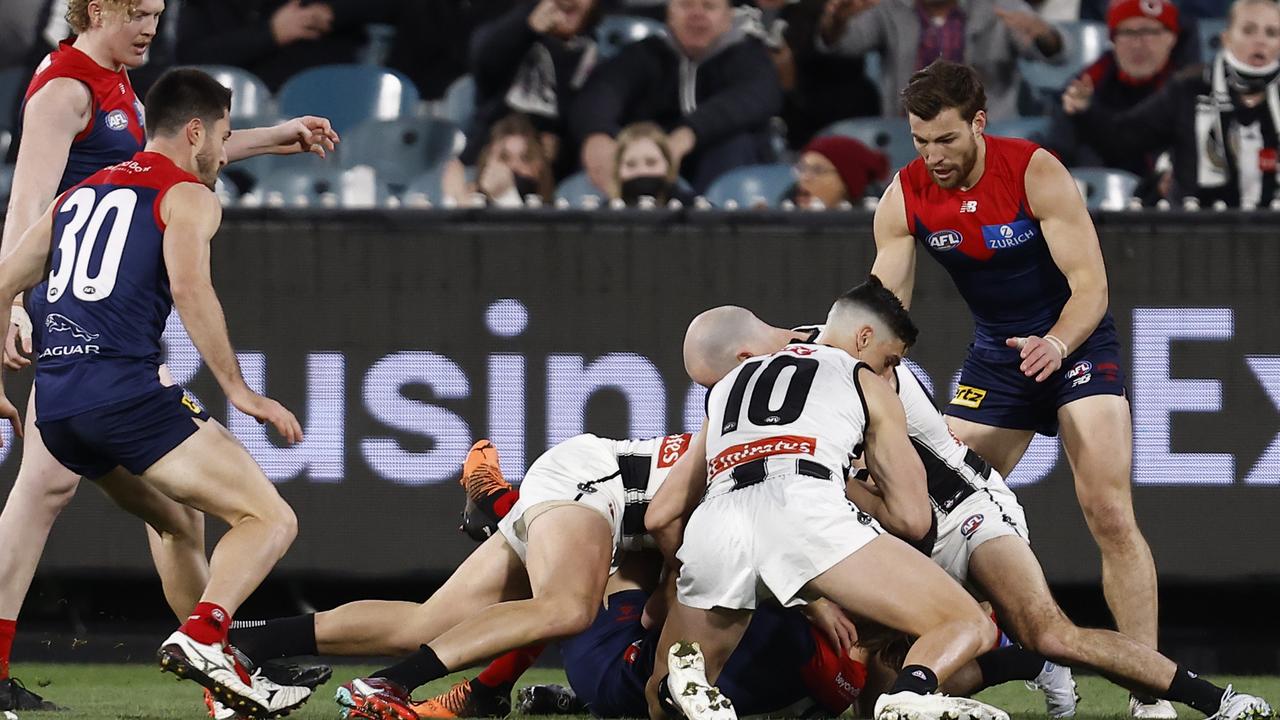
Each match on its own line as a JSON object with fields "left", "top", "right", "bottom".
{"left": 801, "top": 598, "right": 858, "bottom": 655}
{"left": 1007, "top": 335, "right": 1064, "bottom": 382}
{"left": 277, "top": 116, "right": 340, "bottom": 158}
{"left": 231, "top": 391, "right": 304, "bottom": 445}
{"left": 0, "top": 394, "right": 22, "bottom": 442}
{"left": 5, "top": 305, "right": 33, "bottom": 370}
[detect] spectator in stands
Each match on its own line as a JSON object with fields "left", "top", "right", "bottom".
{"left": 571, "top": 0, "right": 783, "bottom": 193}
{"left": 1065, "top": 0, "right": 1280, "bottom": 207}
{"left": 610, "top": 121, "right": 697, "bottom": 205}
{"left": 816, "top": 0, "right": 1066, "bottom": 119}
{"left": 746, "top": 0, "right": 881, "bottom": 148}
{"left": 442, "top": 0, "right": 600, "bottom": 201}
{"left": 1045, "top": 0, "right": 1189, "bottom": 200}
{"left": 175, "top": 0, "right": 398, "bottom": 91}
{"left": 469, "top": 113, "right": 556, "bottom": 206}
{"left": 786, "top": 134, "right": 888, "bottom": 207}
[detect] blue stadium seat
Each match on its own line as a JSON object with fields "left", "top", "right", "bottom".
{"left": 988, "top": 116, "right": 1050, "bottom": 142}
{"left": 705, "top": 164, "right": 795, "bottom": 208}
{"left": 249, "top": 163, "right": 392, "bottom": 207}
{"left": 1071, "top": 167, "right": 1139, "bottom": 210}
{"left": 1199, "top": 18, "right": 1226, "bottom": 64}
{"left": 441, "top": 75, "right": 476, "bottom": 130}
{"left": 596, "top": 15, "right": 669, "bottom": 58}
{"left": 277, "top": 65, "right": 420, "bottom": 137}
{"left": 342, "top": 118, "right": 463, "bottom": 192}
{"left": 1019, "top": 21, "right": 1111, "bottom": 96}
{"left": 403, "top": 165, "right": 447, "bottom": 205}
{"left": 819, "top": 118, "right": 918, "bottom": 172}
{"left": 184, "top": 65, "right": 273, "bottom": 128}
{"left": 0, "top": 164, "right": 13, "bottom": 203}
{"left": 555, "top": 171, "right": 608, "bottom": 206}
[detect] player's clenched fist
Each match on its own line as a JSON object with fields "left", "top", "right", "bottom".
{"left": 230, "top": 389, "right": 304, "bottom": 445}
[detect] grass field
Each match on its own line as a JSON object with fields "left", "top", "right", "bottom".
{"left": 5, "top": 664, "right": 1278, "bottom": 720}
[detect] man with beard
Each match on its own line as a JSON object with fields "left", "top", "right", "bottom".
{"left": 0, "top": 68, "right": 312, "bottom": 719}
{"left": 869, "top": 59, "right": 1162, "bottom": 718}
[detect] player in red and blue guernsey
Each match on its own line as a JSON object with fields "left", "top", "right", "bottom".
{"left": 0, "top": 1, "right": 337, "bottom": 710}
{"left": 0, "top": 68, "right": 315, "bottom": 718}
{"left": 870, "top": 60, "right": 1165, "bottom": 719}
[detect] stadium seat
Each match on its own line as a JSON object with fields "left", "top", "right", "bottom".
{"left": 555, "top": 171, "right": 608, "bottom": 206}
{"left": 705, "top": 164, "right": 795, "bottom": 208}
{"left": 1019, "top": 21, "right": 1111, "bottom": 97}
{"left": 277, "top": 64, "right": 420, "bottom": 137}
{"left": 342, "top": 118, "right": 463, "bottom": 192}
{"left": 403, "top": 165, "right": 448, "bottom": 206}
{"left": 0, "top": 164, "right": 13, "bottom": 203}
{"left": 1071, "top": 167, "right": 1139, "bottom": 210}
{"left": 988, "top": 116, "right": 1050, "bottom": 142}
{"left": 596, "top": 15, "right": 669, "bottom": 58}
{"left": 1199, "top": 18, "right": 1226, "bottom": 64}
{"left": 184, "top": 65, "right": 273, "bottom": 128}
{"left": 819, "top": 118, "right": 918, "bottom": 172}
{"left": 441, "top": 75, "right": 476, "bottom": 130}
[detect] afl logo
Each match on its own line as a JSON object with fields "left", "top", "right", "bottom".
{"left": 960, "top": 513, "right": 984, "bottom": 537}
{"left": 105, "top": 109, "right": 129, "bottom": 131}
{"left": 926, "top": 229, "right": 962, "bottom": 251}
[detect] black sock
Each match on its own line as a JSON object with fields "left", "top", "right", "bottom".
{"left": 375, "top": 644, "right": 448, "bottom": 691}
{"left": 890, "top": 665, "right": 939, "bottom": 695}
{"left": 1163, "top": 666, "right": 1225, "bottom": 716}
{"left": 227, "top": 613, "right": 317, "bottom": 662}
{"left": 975, "top": 646, "right": 1048, "bottom": 687}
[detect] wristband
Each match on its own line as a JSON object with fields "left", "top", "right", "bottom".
{"left": 1044, "top": 334, "right": 1068, "bottom": 358}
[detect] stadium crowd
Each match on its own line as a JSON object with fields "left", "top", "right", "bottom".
{"left": 4, "top": 0, "right": 1273, "bottom": 210}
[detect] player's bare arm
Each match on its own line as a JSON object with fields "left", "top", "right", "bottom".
{"left": 644, "top": 422, "right": 708, "bottom": 567}
{"left": 857, "top": 366, "right": 930, "bottom": 539}
{"left": 161, "top": 183, "right": 303, "bottom": 444}
{"left": 0, "top": 77, "right": 92, "bottom": 369}
{"left": 0, "top": 201, "right": 60, "bottom": 437}
{"left": 870, "top": 175, "right": 918, "bottom": 309}
{"left": 225, "top": 116, "right": 340, "bottom": 162}
{"left": 1011, "top": 148, "right": 1110, "bottom": 382}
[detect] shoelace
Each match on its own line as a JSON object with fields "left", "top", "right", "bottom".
{"left": 432, "top": 680, "right": 474, "bottom": 713}
{"left": 462, "top": 465, "right": 509, "bottom": 501}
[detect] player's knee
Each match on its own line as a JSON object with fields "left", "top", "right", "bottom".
{"left": 1021, "top": 618, "right": 1077, "bottom": 664}
{"left": 534, "top": 595, "right": 597, "bottom": 639}
{"left": 1080, "top": 499, "right": 1138, "bottom": 545}
{"left": 14, "top": 467, "right": 79, "bottom": 513}
{"left": 254, "top": 499, "right": 298, "bottom": 552}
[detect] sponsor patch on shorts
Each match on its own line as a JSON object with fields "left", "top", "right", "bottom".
{"left": 950, "top": 385, "right": 987, "bottom": 409}
{"left": 960, "top": 513, "right": 985, "bottom": 537}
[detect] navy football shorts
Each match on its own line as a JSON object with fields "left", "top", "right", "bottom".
{"left": 561, "top": 589, "right": 651, "bottom": 718}
{"left": 37, "top": 384, "right": 211, "bottom": 480}
{"left": 945, "top": 328, "right": 1126, "bottom": 437}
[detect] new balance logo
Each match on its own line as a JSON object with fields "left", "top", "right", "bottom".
{"left": 960, "top": 200, "right": 978, "bottom": 212}
{"left": 913, "top": 670, "right": 928, "bottom": 680}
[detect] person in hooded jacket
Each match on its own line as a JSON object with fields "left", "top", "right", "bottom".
{"left": 570, "top": 0, "right": 783, "bottom": 193}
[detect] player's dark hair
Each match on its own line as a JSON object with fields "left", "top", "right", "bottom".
{"left": 900, "top": 60, "right": 986, "bottom": 122}
{"left": 837, "top": 274, "right": 919, "bottom": 348}
{"left": 143, "top": 69, "right": 232, "bottom": 139}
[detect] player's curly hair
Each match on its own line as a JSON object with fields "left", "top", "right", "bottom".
{"left": 66, "top": 0, "right": 140, "bottom": 34}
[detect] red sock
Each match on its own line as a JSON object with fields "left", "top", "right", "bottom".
{"left": 493, "top": 489, "right": 519, "bottom": 519}
{"left": 180, "top": 602, "right": 232, "bottom": 646}
{"left": 476, "top": 644, "right": 544, "bottom": 688}
{"left": 0, "top": 618, "right": 15, "bottom": 679}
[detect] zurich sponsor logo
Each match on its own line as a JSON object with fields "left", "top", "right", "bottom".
{"left": 105, "top": 109, "right": 129, "bottom": 131}
{"left": 982, "top": 218, "right": 1038, "bottom": 250}
{"left": 926, "top": 229, "right": 963, "bottom": 251}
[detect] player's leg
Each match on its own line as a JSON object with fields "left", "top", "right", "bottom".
{"left": 944, "top": 417, "right": 1035, "bottom": 479}
{"left": 804, "top": 534, "right": 996, "bottom": 686}
{"left": 1057, "top": 394, "right": 1158, "bottom": 648}
{"left": 97, "top": 471, "right": 209, "bottom": 619}
{"left": 969, "top": 535, "right": 1270, "bottom": 719}
{"left": 645, "top": 601, "right": 751, "bottom": 720}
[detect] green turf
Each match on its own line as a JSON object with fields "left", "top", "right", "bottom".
{"left": 3, "top": 664, "right": 1277, "bottom": 720}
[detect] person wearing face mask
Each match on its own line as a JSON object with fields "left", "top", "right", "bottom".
{"left": 786, "top": 134, "right": 888, "bottom": 208}
{"left": 610, "top": 122, "right": 697, "bottom": 206}
{"left": 471, "top": 113, "right": 556, "bottom": 206}
{"left": 571, "top": 0, "right": 783, "bottom": 194}
{"left": 442, "top": 0, "right": 600, "bottom": 204}
{"left": 1067, "top": 0, "right": 1280, "bottom": 207}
